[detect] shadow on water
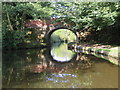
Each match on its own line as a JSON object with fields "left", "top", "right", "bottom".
{"left": 2, "top": 42, "right": 118, "bottom": 88}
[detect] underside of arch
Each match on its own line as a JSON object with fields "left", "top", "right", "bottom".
{"left": 45, "top": 27, "right": 79, "bottom": 45}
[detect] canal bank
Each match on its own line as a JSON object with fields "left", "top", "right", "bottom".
{"left": 68, "top": 42, "right": 120, "bottom": 65}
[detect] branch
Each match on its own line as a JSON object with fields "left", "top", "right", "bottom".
{"left": 6, "top": 6, "right": 14, "bottom": 31}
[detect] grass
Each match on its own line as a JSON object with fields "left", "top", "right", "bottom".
{"left": 89, "top": 47, "right": 119, "bottom": 58}
{"left": 109, "top": 47, "right": 120, "bottom": 58}
{"left": 71, "top": 42, "right": 120, "bottom": 58}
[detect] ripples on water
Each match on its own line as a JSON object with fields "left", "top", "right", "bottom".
{"left": 2, "top": 43, "right": 118, "bottom": 88}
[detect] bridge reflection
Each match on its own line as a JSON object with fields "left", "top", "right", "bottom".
{"left": 2, "top": 43, "right": 118, "bottom": 88}
{"left": 2, "top": 44, "right": 93, "bottom": 86}
{"left": 18, "top": 46, "right": 93, "bottom": 74}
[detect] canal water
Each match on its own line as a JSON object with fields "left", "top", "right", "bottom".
{"left": 2, "top": 43, "right": 118, "bottom": 88}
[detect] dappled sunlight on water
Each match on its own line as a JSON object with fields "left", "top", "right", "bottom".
{"left": 2, "top": 43, "right": 118, "bottom": 88}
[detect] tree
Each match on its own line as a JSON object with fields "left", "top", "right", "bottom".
{"left": 51, "top": 2, "right": 120, "bottom": 31}
{"left": 2, "top": 2, "right": 120, "bottom": 49}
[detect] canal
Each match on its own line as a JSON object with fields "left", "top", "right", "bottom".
{"left": 2, "top": 42, "right": 118, "bottom": 88}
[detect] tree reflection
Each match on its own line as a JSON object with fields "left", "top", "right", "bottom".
{"left": 3, "top": 45, "right": 101, "bottom": 88}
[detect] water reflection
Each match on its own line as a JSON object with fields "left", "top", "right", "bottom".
{"left": 2, "top": 43, "right": 118, "bottom": 88}
{"left": 73, "top": 48, "right": 120, "bottom": 65}
{"left": 46, "top": 73, "right": 76, "bottom": 84}
{"left": 51, "top": 42, "right": 76, "bottom": 62}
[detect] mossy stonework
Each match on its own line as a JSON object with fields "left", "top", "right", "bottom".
{"left": 68, "top": 43, "right": 120, "bottom": 65}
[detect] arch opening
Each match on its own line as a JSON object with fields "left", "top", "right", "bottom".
{"left": 46, "top": 27, "right": 78, "bottom": 45}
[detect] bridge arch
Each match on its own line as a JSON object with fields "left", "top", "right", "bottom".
{"left": 45, "top": 26, "right": 79, "bottom": 45}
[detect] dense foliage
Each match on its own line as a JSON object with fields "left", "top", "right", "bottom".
{"left": 2, "top": 2, "right": 54, "bottom": 49}
{"left": 2, "top": 2, "right": 120, "bottom": 49}
{"left": 52, "top": 2, "right": 120, "bottom": 30}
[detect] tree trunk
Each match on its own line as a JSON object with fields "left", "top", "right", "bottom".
{"left": 6, "top": 6, "right": 14, "bottom": 31}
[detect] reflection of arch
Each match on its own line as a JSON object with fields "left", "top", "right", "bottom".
{"left": 45, "top": 27, "right": 79, "bottom": 45}
{"left": 22, "top": 47, "right": 78, "bottom": 74}
{"left": 44, "top": 46, "right": 77, "bottom": 63}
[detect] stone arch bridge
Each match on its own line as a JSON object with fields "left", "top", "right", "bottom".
{"left": 25, "top": 19, "right": 80, "bottom": 45}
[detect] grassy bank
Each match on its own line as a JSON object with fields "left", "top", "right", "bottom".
{"left": 68, "top": 42, "right": 120, "bottom": 59}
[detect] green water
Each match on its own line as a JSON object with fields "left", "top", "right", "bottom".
{"left": 2, "top": 43, "right": 118, "bottom": 88}
{"left": 51, "top": 43, "right": 75, "bottom": 62}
